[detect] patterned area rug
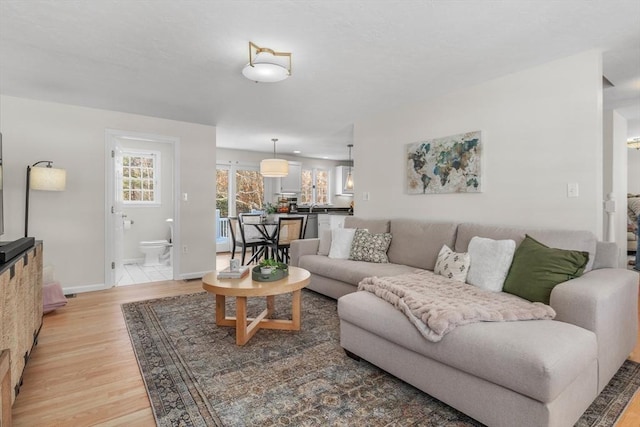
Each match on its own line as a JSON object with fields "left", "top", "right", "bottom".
{"left": 122, "top": 290, "right": 640, "bottom": 427}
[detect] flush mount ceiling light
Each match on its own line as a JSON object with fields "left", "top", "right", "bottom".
{"left": 628, "top": 137, "right": 640, "bottom": 150}
{"left": 260, "top": 138, "right": 289, "bottom": 177}
{"left": 242, "top": 41, "right": 292, "bottom": 83}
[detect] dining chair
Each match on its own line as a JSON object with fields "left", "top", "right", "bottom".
{"left": 227, "top": 215, "right": 269, "bottom": 265}
{"left": 269, "top": 216, "right": 304, "bottom": 263}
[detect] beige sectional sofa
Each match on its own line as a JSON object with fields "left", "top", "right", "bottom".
{"left": 289, "top": 217, "right": 639, "bottom": 427}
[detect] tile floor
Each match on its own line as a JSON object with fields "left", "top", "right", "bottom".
{"left": 117, "top": 262, "right": 174, "bottom": 286}
{"left": 116, "top": 253, "right": 233, "bottom": 287}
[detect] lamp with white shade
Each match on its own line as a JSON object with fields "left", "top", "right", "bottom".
{"left": 25, "top": 161, "right": 66, "bottom": 237}
{"left": 260, "top": 138, "right": 289, "bottom": 178}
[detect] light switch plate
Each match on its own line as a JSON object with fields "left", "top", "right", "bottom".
{"left": 567, "top": 183, "right": 579, "bottom": 198}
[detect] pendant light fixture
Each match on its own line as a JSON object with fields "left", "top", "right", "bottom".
{"left": 260, "top": 138, "right": 289, "bottom": 177}
{"left": 345, "top": 144, "right": 354, "bottom": 191}
{"left": 242, "top": 42, "right": 292, "bottom": 83}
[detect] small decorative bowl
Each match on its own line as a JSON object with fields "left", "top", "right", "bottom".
{"left": 252, "top": 266, "right": 289, "bottom": 282}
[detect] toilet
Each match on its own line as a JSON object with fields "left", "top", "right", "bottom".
{"left": 139, "top": 240, "right": 171, "bottom": 266}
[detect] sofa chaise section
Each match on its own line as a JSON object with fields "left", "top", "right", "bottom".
{"left": 290, "top": 217, "right": 639, "bottom": 427}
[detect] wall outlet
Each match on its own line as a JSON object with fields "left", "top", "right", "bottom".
{"left": 362, "top": 192, "right": 370, "bottom": 201}
{"left": 182, "top": 245, "right": 188, "bottom": 254}
{"left": 182, "top": 193, "right": 188, "bottom": 202}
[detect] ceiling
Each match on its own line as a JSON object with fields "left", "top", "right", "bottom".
{"left": 1, "top": 0, "right": 639, "bottom": 160}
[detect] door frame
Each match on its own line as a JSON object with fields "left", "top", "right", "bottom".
{"left": 104, "top": 129, "right": 181, "bottom": 287}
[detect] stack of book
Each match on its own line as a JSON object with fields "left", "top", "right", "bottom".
{"left": 217, "top": 265, "right": 250, "bottom": 279}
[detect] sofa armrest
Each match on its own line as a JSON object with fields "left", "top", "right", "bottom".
{"left": 290, "top": 239, "right": 320, "bottom": 267}
{"left": 550, "top": 268, "right": 639, "bottom": 392}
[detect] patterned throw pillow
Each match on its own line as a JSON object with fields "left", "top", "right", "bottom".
{"left": 349, "top": 229, "right": 392, "bottom": 263}
{"left": 434, "top": 245, "right": 470, "bottom": 283}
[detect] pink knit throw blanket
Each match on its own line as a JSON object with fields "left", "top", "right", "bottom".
{"left": 358, "top": 270, "right": 555, "bottom": 342}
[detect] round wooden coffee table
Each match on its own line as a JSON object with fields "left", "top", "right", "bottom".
{"left": 202, "top": 266, "right": 311, "bottom": 346}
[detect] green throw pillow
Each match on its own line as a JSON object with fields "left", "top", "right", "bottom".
{"left": 503, "top": 235, "right": 589, "bottom": 304}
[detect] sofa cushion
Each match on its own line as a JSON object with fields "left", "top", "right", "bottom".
{"left": 317, "top": 228, "right": 332, "bottom": 256}
{"left": 466, "top": 236, "right": 516, "bottom": 292}
{"left": 338, "top": 291, "right": 597, "bottom": 403}
{"left": 455, "top": 223, "right": 597, "bottom": 272}
{"left": 349, "top": 229, "right": 393, "bottom": 263}
{"left": 298, "top": 254, "right": 421, "bottom": 286}
{"left": 433, "top": 245, "right": 470, "bottom": 282}
{"left": 503, "top": 235, "right": 589, "bottom": 304}
{"left": 344, "top": 217, "right": 390, "bottom": 234}
{"left": 387, "top": 219, "right": 458, "bottom": 270}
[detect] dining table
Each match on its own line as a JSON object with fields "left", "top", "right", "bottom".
{"left": 241, "top": 218, "right": 278, "bottom": 264}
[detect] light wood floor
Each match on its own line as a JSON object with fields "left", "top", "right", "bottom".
{"left": 10, "top": 256, "right": 640, "bottom": 426}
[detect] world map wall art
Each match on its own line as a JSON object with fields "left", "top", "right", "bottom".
{"left": 406, "top": 131, "right": 482, "bottom": 194}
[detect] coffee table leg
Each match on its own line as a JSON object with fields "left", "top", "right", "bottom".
{"left": 215, "top": 294, "right": 226, "bottom": 325}
{"left": 266, "top": 295, "right": 275, "bottom": 317}
{"left": 291, "top": 289, "right": 301, "bottom": 330}
{"left": 236, "top": 296, "right": 248, "bottom": 345}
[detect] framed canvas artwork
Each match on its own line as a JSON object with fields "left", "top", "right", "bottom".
{"left": 406, "top": 131, "right": 482, "bottom": 194}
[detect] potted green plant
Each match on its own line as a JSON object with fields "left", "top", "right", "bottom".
{"left": 264, "top": 202, "right": 277, "bottom": 215}
{"left": 258, "top": 258, "right": 287, "bottom": 275}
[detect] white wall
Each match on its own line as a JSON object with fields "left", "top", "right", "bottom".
{"left": 354, "top": 51, "right": 604, "bottom": 236}
{"left": 119, "top": 139, "right": 174, "bottom": 261}
{"left": 629, "top": 148, "right": 640, "bottom": 194}
{"left": 0, "top": 95, "right": 216, "bottom": 291}
{"left": 603, "top": 110, "right": 628, "bottom": 266}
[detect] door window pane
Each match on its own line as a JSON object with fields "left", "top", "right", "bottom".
{"left": 216, "top": 168, "right": 229, "bottom": 218}
{"left": 235, "top": 169, "right": 264, "bottom": 214}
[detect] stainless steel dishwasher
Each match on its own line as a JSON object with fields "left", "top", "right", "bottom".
{"left": 303, "top": 214, "right": 318, "bottom": 238}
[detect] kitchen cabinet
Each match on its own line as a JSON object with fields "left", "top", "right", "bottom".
{"left": 330, "top": 214, "right": 347, "bottom": 229}
{"left": 318, "top": 213, "right": 347, "bottom": 236}
{"left": 334, "top": 166, "right": 354, "bottom": 195}
{"left": 318, "top": 214, "right": 331, "bottom": 236}
{"left": 280, "top": 161, "right": 302, "bottom": 193}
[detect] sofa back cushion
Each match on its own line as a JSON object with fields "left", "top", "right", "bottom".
{"left": 344, "top": 217, "right": 390, "bottom": 233}
{"left": 387, "top": 219, "right": 458, "bottom": 270}
{"left": 455, "top": 223, "right": 597, "bottom": 272}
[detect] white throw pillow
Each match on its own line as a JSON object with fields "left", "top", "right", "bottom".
{"left": 328, "top": 228, "right": 357, "bottom": 259}
{"left": 467, "top": 236, "right": 516, "bottom": 292}
{"left": 434, "top": 245, "right": 470, "bottom": 283}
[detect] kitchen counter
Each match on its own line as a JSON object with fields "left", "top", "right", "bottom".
{"left": 296, "top": 206, "right": 352, "bottom": 214}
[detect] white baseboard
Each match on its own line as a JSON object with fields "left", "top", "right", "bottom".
{"left": 179, "top": 270, "right": 213, "bottom": 281}
{"left": 62, "top": 283, "right": 111, "bottom": 295}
